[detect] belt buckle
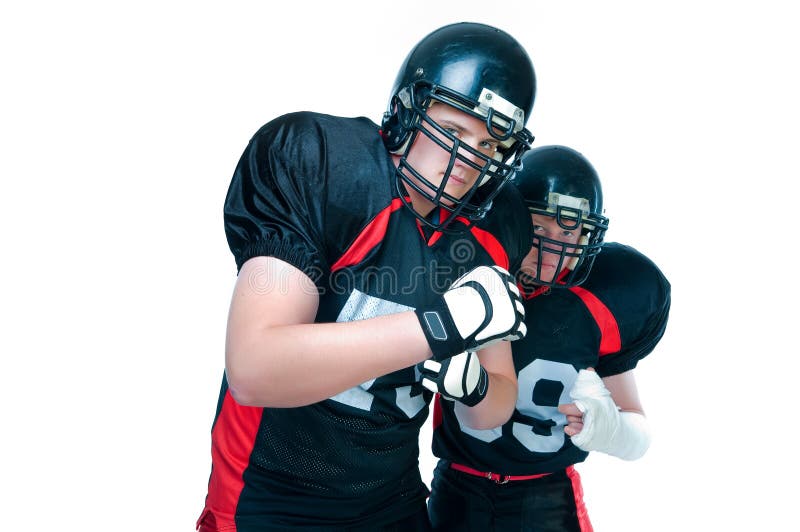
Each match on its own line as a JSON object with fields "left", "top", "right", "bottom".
{"left": 487, "top": 472, "right": 510, "bottom": 484}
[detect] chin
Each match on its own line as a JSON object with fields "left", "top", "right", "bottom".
{"left": 448, "top": 183, "right": 473, "bottom": 196}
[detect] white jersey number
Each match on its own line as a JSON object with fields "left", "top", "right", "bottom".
{"left": 455, "top": 359, "right": 577, "bottom": 453}
{"left": 328, "top": 290, "right": 426, "bottom": 418}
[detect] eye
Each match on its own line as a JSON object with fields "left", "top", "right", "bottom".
{"left": 479, "top": 139, "right": 498, "bottom": 151}
{"left": 532, "top": 224, "right": 545, "bottom": 233}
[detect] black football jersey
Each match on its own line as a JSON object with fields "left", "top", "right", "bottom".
{"left": 200, "top": 112, "right": 532, "bottom": 530}
{"left": 431, "top": 242, "right": 671, "bottom": 475}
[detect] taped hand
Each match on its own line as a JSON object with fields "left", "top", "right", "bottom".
{"left": 566, "top": 369, "right": 651, "bottom": 461}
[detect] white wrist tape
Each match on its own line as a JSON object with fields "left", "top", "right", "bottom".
{"left": 569, "top": 370, "right": 651, "bottom": 461}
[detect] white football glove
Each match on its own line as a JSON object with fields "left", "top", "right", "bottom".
{"left": 568, "top": 369, "right": 651, "bottom": 461}
{"left": 415, "top": 265, "right": 526, "bottom": 361}
{"left": 418, "top": 351, "right": 488, "bottom": 407}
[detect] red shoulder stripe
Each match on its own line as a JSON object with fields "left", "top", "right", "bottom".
{"left": 468, "top": 226, "right": 510, "bottom": 270}
{"left": 331, "top": 198, "right": 405, "bottom": 272}
{"left": 568, "top": 286, "right": 622, "bottom": 356}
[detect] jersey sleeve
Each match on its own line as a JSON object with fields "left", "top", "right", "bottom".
{"left": 223, "top": 113, "right": 329, "bottom": 282}
{"left": 594, "top": 244, "right": 672, "bottom": 377}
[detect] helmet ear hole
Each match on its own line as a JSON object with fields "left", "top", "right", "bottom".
{"left": 383, "top": 122, "right": 410, "bottom": 154}
{"left": 381, "top": 101, "right": 413, "bottom": 154}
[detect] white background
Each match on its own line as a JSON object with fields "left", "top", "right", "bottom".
{"left": 2, "top": 1, "right": 798, "bottom": 530}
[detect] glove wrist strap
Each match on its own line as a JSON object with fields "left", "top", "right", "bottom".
{"left": 458, "top": 366, "right": 489, "bottom": 407}
{"left": 414, "top": 300, "right": 466, "bottom": 361}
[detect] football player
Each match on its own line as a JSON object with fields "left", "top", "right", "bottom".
{"left": 426, "top": 145, "right": 671, "bottom": 531}
{"left": 197, "top": 23, "right": 537, "bottom": 531}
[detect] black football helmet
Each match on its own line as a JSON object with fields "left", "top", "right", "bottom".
{"left": 513, "top": 145, "right": 609, "bottom": 288}
{"left": 381, "top": 22, "right": 536, "bottom": 231}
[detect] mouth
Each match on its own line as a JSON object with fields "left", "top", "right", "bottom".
{"left": 445, "top": 173, "right": 469, "bottom": 186}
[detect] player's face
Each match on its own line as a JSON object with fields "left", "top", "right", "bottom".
{"left": 401, "top": 103, "right": 500, "bottom": 216}
{"left": 520, "top": 213, "right": 583, "bottom": 284}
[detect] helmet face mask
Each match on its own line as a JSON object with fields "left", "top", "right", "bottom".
{"left": 514, "top": 146, "right": 609, "bottom": 289}
{"left": 382, "top": 22, "right": 536, "bottom": 232}
{"left": 525, "top": 203, "right": 608, "bottom": 289}
{"left": 392, "top": 89, "right": 526, "bottom": 225}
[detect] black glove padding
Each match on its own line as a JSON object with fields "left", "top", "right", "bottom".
{"left": 415, "top": 265, "right": 526, "bottom": 361}
{"left": 418, "top": 351, "right": 489, "bottom": 407}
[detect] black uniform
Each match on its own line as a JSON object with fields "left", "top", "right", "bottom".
{"left": 428, "top": 242, "right": 671, "bottom": 531}
{"left": 197, "top": 112, "right": 531, "bottom": 531}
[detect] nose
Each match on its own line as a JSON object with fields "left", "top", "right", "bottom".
{"left": 455, "top": 135, "right": 491, "bottom": 167}
{"left": 535, "top": 233, "right": 566, "bottom": 257}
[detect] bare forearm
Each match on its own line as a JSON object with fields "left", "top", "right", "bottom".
{"left": 452, "top": 342, "right": 518, "bottom": 429}
{"left": 226, "top": 311, "right": 432, "bottom": 407}
{"left": 454, "top": 372, "right": 517, "bottom": 430}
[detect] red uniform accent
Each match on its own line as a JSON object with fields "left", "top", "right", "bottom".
{"left": 469, "top": 225, "right": 510, "bottom": 270}
{"left": 199, "top": 391, "right": 263, "bottom": 531}
{"left": 568, "top": 286, "right": 622, "bottom": 355}
{"left": 416, "top": 212, "right": 472, "bottom": 247}
{"left": 331, "top": 199, "right": 405, "bottom": 272}
{"left": 450, "top": 462, "right": 552, "bottom": 484}
{"left": 566, "top": 466, "right": 594, "bottom": 531}
{"left": 196, "top": 509, "right": 217, "bottom": 532}
{"left": 432, "top": 394, "right": 443, "bottom": 429}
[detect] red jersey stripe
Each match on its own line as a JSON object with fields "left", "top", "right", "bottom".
{"left": 331, "top": 198, "right": 405, "bottom": 272}
{"left": 469, "top": 225, "right": 510, "bottom": 270}
{"left": 203, "top": 391, "right": 263, "bottom": 530}
{"left": 568, "top": 286, "right": 622, "bottom": 356}
{"left": 432, "top": 394, "right": 443, "bottom": 429}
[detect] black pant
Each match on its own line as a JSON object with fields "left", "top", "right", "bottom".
{"left": 427, "top": 461, "right": 591, "bottom": 532}
{"left": 198, "top": 502, "right": 431, "bottom": 532}
{"left": 361, "top": 503, "right": 432, "bottom": 532}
